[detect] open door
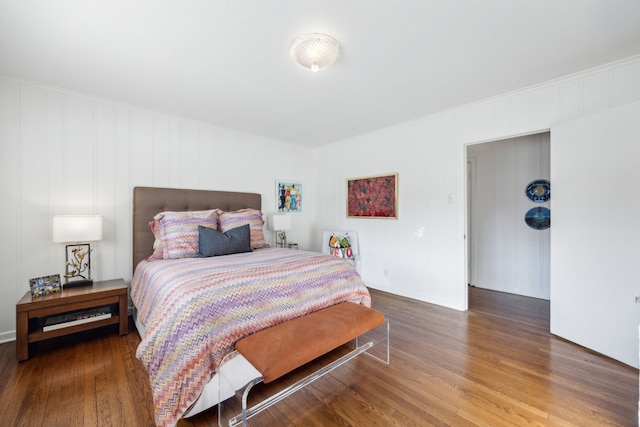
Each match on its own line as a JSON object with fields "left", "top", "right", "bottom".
{"left": 551, "top": 100, "right": 640, "bottom": 368}
{"left": 466, "top": 134, "right": 550, "bottom": 300}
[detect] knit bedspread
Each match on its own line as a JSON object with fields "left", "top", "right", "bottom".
{"left": 130, "top": 247, "right": 371, "bottom": 427}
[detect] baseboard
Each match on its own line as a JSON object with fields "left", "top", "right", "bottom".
{"left": 0, "top": 330, "right": 16, "bottom": 344}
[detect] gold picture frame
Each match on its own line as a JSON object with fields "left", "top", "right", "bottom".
{"left": 347, "top": 173, "right": 398, "bottom": 219}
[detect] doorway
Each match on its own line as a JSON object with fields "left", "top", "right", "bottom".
{"left": 466, "top": 132, "right": 550, "bottom": 301}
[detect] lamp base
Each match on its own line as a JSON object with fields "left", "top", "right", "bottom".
{"left": 276, "top": 230, "right": 287, "bottom": 248}
{"left": 63, "top": 279, "right": 93, "bottom": 288}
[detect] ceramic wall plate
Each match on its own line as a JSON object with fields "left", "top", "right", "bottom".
{"left": 525, "top": 207, "right": 550, "bottom": 230}
{"left": 525, "top": 179, "right": 550, "bottom": 202}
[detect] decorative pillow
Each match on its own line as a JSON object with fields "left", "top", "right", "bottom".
{"left": 145, "top": 220, "right": 164, "bottom": 261}
{"left": 219, "top": 208, "right": 268, "bottom": 249}
{"left": 154, "top": 209, "right": 220, "bottom": 259}
{"left": 198, "top": 224, "right": 252, "bottom": 257}
{"left": 328, "top": 232, "right": 354, "bottom": 259}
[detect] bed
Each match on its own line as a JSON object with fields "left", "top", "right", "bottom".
{"left": 130, "top": 187, "right": 373, "bottom": 427}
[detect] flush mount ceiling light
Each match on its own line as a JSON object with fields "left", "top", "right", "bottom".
{"left": 289, "top": 33, "right": 341, "bottom": 72}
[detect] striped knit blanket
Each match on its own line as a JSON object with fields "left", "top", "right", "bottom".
{"left": 131, "top": 248, "right": 371, "bottom": 427}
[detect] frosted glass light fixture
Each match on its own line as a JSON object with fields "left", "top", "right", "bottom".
{"left": 289, "top": 33, "right": 341, "bottom": 72}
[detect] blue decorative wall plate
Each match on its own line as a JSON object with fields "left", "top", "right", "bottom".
{"left": 525, "top": 207, "right": 550, "bottom": 230}
{"left": 525, "top": 179, "right": 550, "bottom": 202}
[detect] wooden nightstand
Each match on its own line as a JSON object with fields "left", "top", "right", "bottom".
{"left": 15, "top": 278, "right": 128, "bottom": 361}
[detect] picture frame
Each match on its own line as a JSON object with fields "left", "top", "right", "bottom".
{"left": 29, "top": 274, "right": 62, "bottom": 297}
{"left": 276, "top": 180, "right": 303, "bottom": 214}
{"left": 64, "top": 243, "right": 92, "bottom": 285}
{"left": 347, "top": 173, "right": 398, "bottom": 219}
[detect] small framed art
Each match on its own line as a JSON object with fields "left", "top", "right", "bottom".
{"left": 276, "top": 180, "right": 303, "bottom": 214}
{"left": 29, "top": 274, "right": 62, "bottom": 297}
{"left": 347, "top": 173, "right": 398, "bottom": 219}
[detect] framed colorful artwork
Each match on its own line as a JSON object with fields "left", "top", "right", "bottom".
{"left": 347, "top": 173, "right": 398, "bottom": 219}
{"left": 276, "top": 180, "right": 303, "bottom": 214}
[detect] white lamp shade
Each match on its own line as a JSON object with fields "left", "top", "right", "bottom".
{"left": 269, "top": 214, "right": 292, "bottom": 231}
{"left": 53, "top": 215, "right": 103, "bottom": 242}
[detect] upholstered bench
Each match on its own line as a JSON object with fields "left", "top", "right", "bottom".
{"left": 217, "top": 302, "right": 389, "bottom": 427}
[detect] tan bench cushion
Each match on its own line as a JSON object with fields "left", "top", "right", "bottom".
{"left": 234, "top": 302, "right": 384, "bottom": 383}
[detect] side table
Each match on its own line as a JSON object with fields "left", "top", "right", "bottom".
{"left": 15, "top": 278, "right": 128, "bottom": 361}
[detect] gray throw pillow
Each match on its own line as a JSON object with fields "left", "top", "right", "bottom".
{"left": 198, "top": 224, "right": 252, "bottom": 257}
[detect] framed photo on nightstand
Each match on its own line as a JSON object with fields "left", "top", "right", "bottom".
{"left": 29, "top": 274, "right": 61, "bottom": 297}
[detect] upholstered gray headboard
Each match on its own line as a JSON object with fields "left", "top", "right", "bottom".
{"left": 132, "top": 187, "right": 262, "bottom": 272}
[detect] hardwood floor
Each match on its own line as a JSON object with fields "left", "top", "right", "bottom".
{"left": 0, "top": 287, "right": 636, "bottom": 426}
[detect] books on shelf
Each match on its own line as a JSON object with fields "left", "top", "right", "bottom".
{"left": 42, "top": 306, "right": 112, "bottom": 332}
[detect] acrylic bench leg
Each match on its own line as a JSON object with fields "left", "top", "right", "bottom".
{"left": 356, "top": 318, "right": 390, "bottom": 364}
{"left": 223, "top": 341, "right": 379, "bottom": 426}
{"left": 218, "top": 351, "right": 263, "bottom": 427}
{"left": 219, "top": 320, "right": 391, "bottom": 426}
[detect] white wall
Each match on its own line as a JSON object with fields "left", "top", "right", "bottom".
{"left": 3, "top": 55, "right": 640, "bottom": 365}
{"left": 314, "top": 55, "right": 640, "bottom": 318}
{"left": 467, "top": 133, "right": 550, "bottom": 300}
{"left": 314, "top": 118, "right": 466, "bottom": 309}
{"left": 0, "top": 77, "right": 316, "bottom": 343}
{"left": 551, "top": 100, "right": 640, "bottom": 368}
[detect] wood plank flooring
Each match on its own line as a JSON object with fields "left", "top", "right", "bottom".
{"left": 0, "top": 287, "right": 637, "bottom": 426}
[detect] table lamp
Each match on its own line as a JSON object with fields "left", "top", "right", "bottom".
{"left": 268, "top": 215, "right": 292, "bottom": 248}
{"left": 52, "top": 215, "right": 103, "bottom": 287}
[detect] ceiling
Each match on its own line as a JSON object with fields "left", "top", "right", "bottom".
{"left": 1, "top": 1, "right": 640, "bottom": 147}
